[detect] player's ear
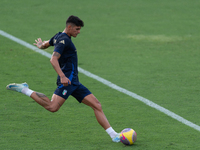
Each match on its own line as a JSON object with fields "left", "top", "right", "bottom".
{"left": 67, "top": 24, "right": 72, "bottom": 30}
{"left": 67, "top": 24, "right": 70, "bottom": 29}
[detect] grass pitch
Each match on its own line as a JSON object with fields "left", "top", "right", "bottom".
{"left": 1, "top": 0, "right": 200, "bottom": 149}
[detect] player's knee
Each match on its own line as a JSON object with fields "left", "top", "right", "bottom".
{"left": 46, "top": 105, "right": 60, "bottom": 113}
{"left": 94, "top": 100, "right": 102, "bottom": 111}
{"left": 50, "top": 108, "right": 59, "bottom": 113}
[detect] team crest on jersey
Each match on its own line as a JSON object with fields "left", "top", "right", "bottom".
{"left": 62, "top": 89, "right": 67, "bottom": 95}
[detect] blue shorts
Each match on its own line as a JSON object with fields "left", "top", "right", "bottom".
{"left": 54, "top": 83, "right": 92, "bottom": 103}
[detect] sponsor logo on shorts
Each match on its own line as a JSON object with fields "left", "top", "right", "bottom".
{"left": 62, "top": 89, "right": 67, "bottom": 95}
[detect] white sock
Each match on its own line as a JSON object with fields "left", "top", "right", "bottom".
{"left": 21, "top": 87, "right": 34, "bottom": 97}
{"left": 106, "top": 127, "right": 117, "bottom": 139}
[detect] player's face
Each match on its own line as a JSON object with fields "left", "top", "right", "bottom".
{"left": 70, "top": 26, "right": 81, "bottom": 37}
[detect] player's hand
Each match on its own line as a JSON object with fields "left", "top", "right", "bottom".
{"left": 60, "top": 76, "right": 71, "bottom": 86}
{"left": 34, "top": 38, "right": 43, "bottom": 49}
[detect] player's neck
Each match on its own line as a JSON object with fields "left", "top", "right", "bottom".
{"left": 63, "top": 28, "right": 71, "bottom": 37}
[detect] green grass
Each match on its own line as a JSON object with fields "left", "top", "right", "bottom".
{"left": 1, "top": 0, "right": 200, "bottom": 149}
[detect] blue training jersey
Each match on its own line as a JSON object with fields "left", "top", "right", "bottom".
{"left": 49, "top": 32, "right": 80, "bottom": 85}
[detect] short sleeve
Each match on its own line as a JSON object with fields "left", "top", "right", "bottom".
{"left": 54, "top": 39, "right": 67, "bottom": 54}
{"left": 49, "top": 33, "right": 58, "bottom": 46}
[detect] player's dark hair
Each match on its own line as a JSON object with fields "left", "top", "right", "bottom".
{"left": 66, "top": 15, "right": 84, "bottom": 27}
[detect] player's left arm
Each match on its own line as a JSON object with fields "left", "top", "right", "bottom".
{"left": 34, "top": 38, "right": 50, "bottom": 49}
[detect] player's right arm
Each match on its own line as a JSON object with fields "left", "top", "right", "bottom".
{"left": 34, "top": 38, "right": 50, "bottom": 49}
{"left": 50, "top": 51, "right": 71, "bottom": 86}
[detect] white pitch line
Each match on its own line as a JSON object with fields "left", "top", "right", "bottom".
{"left": 1, "top": 29, "right": 200, "bottom": 132}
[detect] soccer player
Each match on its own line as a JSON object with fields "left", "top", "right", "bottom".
{"left": 6, "top": 15, "right": 120, "bottom": 142}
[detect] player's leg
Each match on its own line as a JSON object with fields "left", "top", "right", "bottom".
{"left": 31, "top": 93, "right": 65, "bottom": 112}
{"left": 81, "top": 94, "right": 120, "bottom": 142}
{"left": 6, "top": 82, "right": 65, "bottom": 112}
{"left": 82, "top": 94, "right": 110, "bottom": 129}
